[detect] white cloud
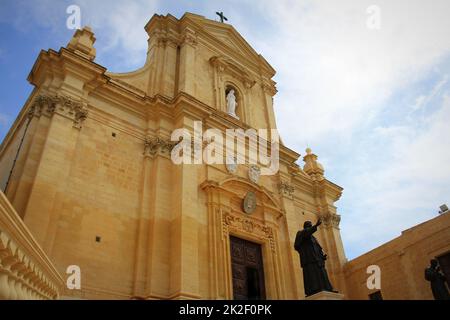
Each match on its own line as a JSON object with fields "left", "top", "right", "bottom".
{"left": 73, "top": 0, "right": 159, "bottom": 68}
{"left": 344, "top": 89, "right": 450, "bottom": 242}
{"left": 233, "top": 0, "right": 450, "bottom": 258}
{"left": 9, "top": 0, "right": 159, "bottom": 69}
{"left": 411, "top": 74, "right": 448, "bottom": 111}
{"left": 339, "top": 78, "right": 450, "bottom": 257}
{"left": 243, "top": 0, "right": 450, "bottom": 145}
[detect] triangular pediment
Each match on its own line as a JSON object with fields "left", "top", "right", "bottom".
{"left": 182, "top": 13, "right": 275, "bottom": 76}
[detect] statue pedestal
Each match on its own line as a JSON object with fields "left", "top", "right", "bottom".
{"left": 305, "top": 291, "right": 344, "bottom": 300}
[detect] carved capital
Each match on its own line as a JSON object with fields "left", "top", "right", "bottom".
{"left": 29, "top": 94, "right": 88, "bottom": 129}
{"left": 28, "top": 95, "right": 56, "bottom": 118}
{"left": 319, "top": 213, "right": 341, "bottom": 228}
{"left": 157, "top": 34, "right": 180, "bottom": 48}
{"left": 181, "top": 29, "right": 197, "bottom": 47}
{"left": 278, "top": 181, "right": 295, "bottom": 198}
{"left": 244, "top": 78, "right": 256, "bottom": 90}
{"left": 144, "top": 136, "right": 176, "bottom": 158}
{"left": 210, "top": 56, "right": 228, "bottom": 73}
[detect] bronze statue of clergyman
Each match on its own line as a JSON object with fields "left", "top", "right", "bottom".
{"left": 425, "top": 259, "right": 450, "bottom": 300}
{"left": 294, "top": 219, "right": 335, "bottom": 296}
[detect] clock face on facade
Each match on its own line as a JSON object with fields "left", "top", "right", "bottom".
{"left": 243, "top": 191, "right": 257, "bottom": 214}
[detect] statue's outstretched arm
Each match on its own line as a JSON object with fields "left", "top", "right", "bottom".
{"left": 314, "top": 219, "right": 322, "bottom": 227}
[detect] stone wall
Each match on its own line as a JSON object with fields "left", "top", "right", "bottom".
{"left": 344, "top": 212, "right": 450, "bottom": 299}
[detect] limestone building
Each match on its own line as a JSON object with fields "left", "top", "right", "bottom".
{"left": 345, "top": 211, "right": 450, "bottom": 300}
{"left": 0, "top": 13, "right": 348, "bottom": 299}
{"left": 3, "top": 12, "right": 448, "bottom": 301}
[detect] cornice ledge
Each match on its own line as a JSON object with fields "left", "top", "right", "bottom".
{"left": 209, "top": 55, "right": 256, "bottom": 88}
{"left": 317, "top": 178, "right": 343, "bottom": 202}
{"left": 172, "top": 91, "right": 214, "bottom": 120}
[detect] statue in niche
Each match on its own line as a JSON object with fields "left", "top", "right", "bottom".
{"left": 226, "top": 89, "right": 239, "bottom": 119}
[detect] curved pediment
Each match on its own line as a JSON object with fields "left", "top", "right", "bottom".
{"left": 201, "top": 177, "right": 281, "bottom": 212}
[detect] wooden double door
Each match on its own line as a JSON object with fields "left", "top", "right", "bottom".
{"left": 230, "top": 236, "right": 266, "bottom": 300}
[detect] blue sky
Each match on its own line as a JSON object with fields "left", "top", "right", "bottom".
{"left": 1, "top": 0, "right": 449, "bottom": 259}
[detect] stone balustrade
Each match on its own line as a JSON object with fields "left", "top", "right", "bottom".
{"left": 0, "top": 191, "right": 64, "bottom": 299}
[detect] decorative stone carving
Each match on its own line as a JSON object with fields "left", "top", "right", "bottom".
{"left": 278, "top": 181, "right": 295, "bottom": 197}
{"left": 29, "top": 94, "right": 88, "bottom": 129}
{"left": 242, "top": 191, "right": 257, "bottom": 214}
{"left": 222, "top": 213, "right": 275, "bottom": 252}
{"left": 144, "top": 136, "right": 176, "bottom": 158}
{"left": 320, "top": 213, "right": 341, "bottom": 228}
{"left": 209, "top": 56, "right": 228, "bottom": 73}
{"left": 156, "top": 33, "right": 180, "bottom": 48}
{"left": 181, "top": 28, "right": 197, "bottom": 47}
{"left": 244, "top": 79, "right": 256, "bottom": 90}
{"left": 0, "top": 231, "right": 58, "bottom": 299}
{"left": 28, "top": 95, "right": 55, "bottom": 118}
{"left": 225, "top": 155, "right": 237, "bottom": 174}
{"left": 248, "top": 165, "right": 261, "bottom": 184}
{"left": 261, "top": 81, "right": 278, "bottom": 96}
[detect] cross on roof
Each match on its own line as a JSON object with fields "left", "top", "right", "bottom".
{"left": 216, "top": 11, "right": 228, "bottom": 23}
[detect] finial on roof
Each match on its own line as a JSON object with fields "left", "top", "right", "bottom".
{"left": 303, "top": 148, "right": 324, "bottom": 181}
{"left": 66, "top": 26, "right": 96, "bottom": 61}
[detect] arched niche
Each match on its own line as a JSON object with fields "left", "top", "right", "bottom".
{"left": 224, "top": 82, "right": 245, "bottom": 122}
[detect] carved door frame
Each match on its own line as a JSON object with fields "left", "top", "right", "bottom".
{"left": 201, "top": 178, "right": 286, "bottom": 299}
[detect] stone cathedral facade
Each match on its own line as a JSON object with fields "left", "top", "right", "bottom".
{"left": 0, "top": 13, "right": 348, "bottom": 299}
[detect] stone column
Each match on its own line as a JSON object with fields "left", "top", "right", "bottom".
{"left": 21, "top": 95, "right": 88, "bottom": 250}
{"left": 142, "top": 136, "right": 175, "bottom": 298}
{"left": 177, "top": 28, "right": 197, "bottom": 97}
{"left": 277, "top": 175, "right": 304, "bottom": 299}
{"left": 169, "top": 116, "right": 201, "bottom": 299}
{"left": 131, "top": 136, "right": 155, "bottom": 297}
{"left": 261, "top": 81, "right": 278, "bottom": 130}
